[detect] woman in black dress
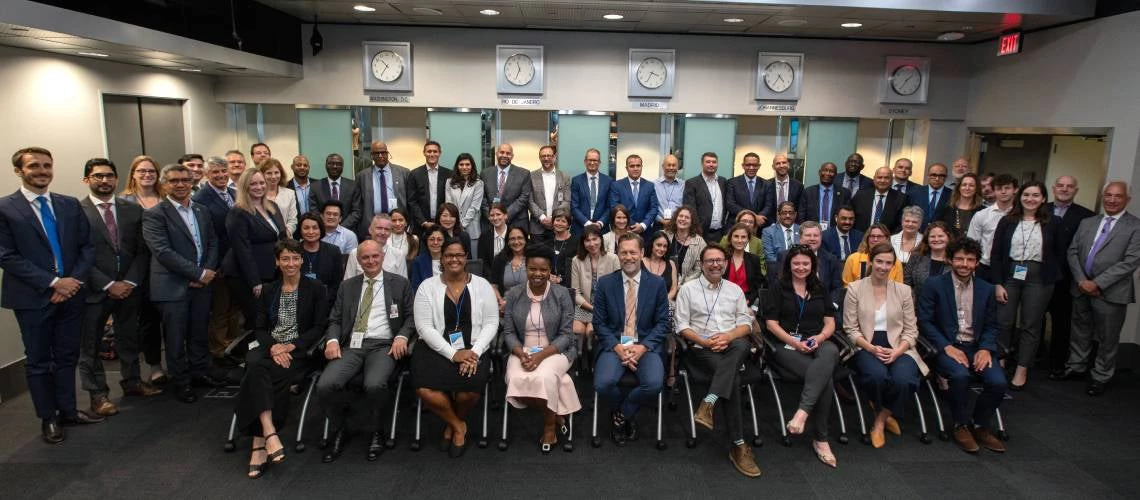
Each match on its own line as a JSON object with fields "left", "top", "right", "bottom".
{"left": 297, "top": 212, "right": 344, "bottom": 304}
{"left": 436, "top": 202, "right": 471, "bottom": 256}
{"left": 935, "top": 172, "right": 983, "bottom": 238}
{"left": 547, "top": 208, "right": 578, "bottom": 286}
{"left": 413, "top": 239, "right": 500, "bottom": 457}
{"left": 235, "top": 240, "right": 328, "bottom": 478}
{"left": 224, "top": 167, "right": 288, "bottom": 326}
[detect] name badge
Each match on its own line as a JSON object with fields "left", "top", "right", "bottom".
{"left": 527, "top": 346, "right": 543, "bottom": 354}
{"left": 449, "top": 331, "right": 465, "bottom": 350}
{"left": 493, "top": 197, "right": 501, "bottom": 203}
{"left": 784, "top": 333, "right": 801, "bottom": 350}
{"left": 1012, "top": 264, "right": 1028, "bottom": 281}
{"left": 350, "top": 331, "right": 364, "bottom": 349}
{"left": 819, "top": 221, "right": 830, "bottom": 231}
{"left": 389, "top": 304, "right": 399, "bottom": 319}
{"left": 248, "top": 340, "right": 260, "bottom": 350}
{"left": 662, "top": 208, "right": 674, "bottom": 219}
{"left": 304, "top": 272, "right": 317, "bottom": 280}
{"left": 620, "top": 335, "right": 635, "bottom": 346}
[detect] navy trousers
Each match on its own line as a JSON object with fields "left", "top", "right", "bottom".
{"left": 851, "top": 331, "right": 920, "bottom": 417}
{"left": 933, "top": 342, "right": 1007, "bottom": 427}
{"left": 594, "top": 350, "right": 664, "bottom": 418}
{"left": 16, "top": 298, "right": 85, "bottom": 421}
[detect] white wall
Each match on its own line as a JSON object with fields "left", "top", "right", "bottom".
{"left": 216, "top": 25, "right": 972, "bottom": 120}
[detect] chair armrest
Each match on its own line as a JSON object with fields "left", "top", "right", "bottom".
{"left": 224, "top": 330, "right": 257, "bottom": 357}
{"left": 915, "top": 335, "right": 937, "bottom": 359}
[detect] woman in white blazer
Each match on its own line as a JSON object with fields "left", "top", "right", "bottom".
{"left": 258, "top": 158, "right": 299, "bottom": 235}
{"left": 413, "top": 238, "right": 499, "bottom": 457}
{"left": 445, "top": 153, "right": 485, "bottom": 252}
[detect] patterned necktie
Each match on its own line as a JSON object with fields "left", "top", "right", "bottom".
{"left": 100, "top": 202, "right": 119, "bottom": 251}
{"left": 498, "top": 169, "right": 507, "bottom": 198}
{"left": 378, "top": 169, "right": 389, "bottom": 214}
{"left": 784, "top": 227, "right": 793, "bottom": 249}
{"left": 36, "top": 196, "right": 64, "bottom": 276}
{"left": 1080, "top": 216, "right": 1117, "bottom": 275}
{"left": 841, "top": 233, "right": 851, "bottom": 259}
{"left": 778, "top": 182, "right": 786, "bottom": 205}
{"left": 821, "top": 187, "right": 831, "bottom": 224}
{"left": 624, "top": 278, "right": 638, "bottom": 341}
{"left": 219, "top": 188, "right": 234, "bottom": 208}
{"left": 929, "top": 190, "right": 939, "bottom": 222}
{"left": 873, "top": 194, "right": 885, "bottom": 224}
{"left": 331, "top": 181, "right": 339, "bottom": 201}
{"left": 589, "top": 176, "right": 598, "bottom": 213}
{"left": 353, "top": 278, "right": 376, "bottom": 333}
{"left": 632, "top": 180, "right": 639, "bottom": 201}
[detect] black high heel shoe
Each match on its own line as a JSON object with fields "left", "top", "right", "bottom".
{"left": 265, "top": 433, "right": 286, "bottom": 463}
{"left": 248, "top": 446, "right": 268, "bottom": 479}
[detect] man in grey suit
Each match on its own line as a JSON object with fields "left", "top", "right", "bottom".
{"left": 317, "top": 240, "right": 414, "bottom": 463}
{"left": 79, "top": 159, "right": 160, "bottom": 418}
{"left": 480, "top": 143, "right": 531, "bottom": 231}
{"left": 349, "top": 140, "right": 409, "bottom": 242}
{"left": 142, "top": 163, "right": 221, "bottom": 404}
{"left": 528, "top": 145, "right": 571, "bottom": 239}
{"left": 1053, "top": 181, "right": 1140, "bottom": 396}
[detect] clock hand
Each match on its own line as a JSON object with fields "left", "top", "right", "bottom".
{"left": 776, "top": 75, "right": 785, "bottom": 85}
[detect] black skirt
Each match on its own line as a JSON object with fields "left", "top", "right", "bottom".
{"left": 411, "top": 347, "right": 489, "bottom": 393}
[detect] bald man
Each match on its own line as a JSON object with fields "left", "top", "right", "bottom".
{"left": 654, "top": 154, "right": 683, "bottom": 230}
{"left": 762, "top": 153, "right": 803, "bottom": 223}
{"left": 851, "top": 166, "right": 906, "bottom": 232}
{"left": 349, "top": 140, "right": 409, "bottom": 242}
{"left": 1044, "top": 175, "right": 1094, "bottom": 372}
{"left": 479, "top": 143, "right": 532, "bottom": 231}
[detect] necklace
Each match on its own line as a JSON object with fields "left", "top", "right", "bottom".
{"left": 510, "top": 255, "right": 524, "bottom": 272}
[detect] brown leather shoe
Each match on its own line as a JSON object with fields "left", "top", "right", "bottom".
{"left": 729, "top": 443, "right": 762, "bottom": 478}
{"left": 90, "top": 396, "right": 119, "bottom": 417}
{"left": 953, "top": 425, "right": 980, "bottom": 453}
{"left": 694, "top": 401, "right": 715, "bottom": 431}
{"left": 870, "top": 428, "right": 886, "bottom": 449}
{"left": 124, "top": 381, "right": 164, "bottom": 397}
{"left": 885, "top": 416, "right": 902, "bottom": 436}
{"left": 973, "top": 427, "right": 1006, "bottom": 453}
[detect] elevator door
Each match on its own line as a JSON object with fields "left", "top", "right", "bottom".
{"left": 103, "top": 95, "right": 186, "bottom": 189}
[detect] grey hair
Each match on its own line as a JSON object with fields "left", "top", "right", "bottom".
{"left": 206, "top": 156, "right": 227, "bottom": 170}
{"left": 902, "top": 205, "right": 925, "bottom": 222}
{"left": 159, "top": 163, "right": 190, "bottom": 183}
{"left": 224, "top": 149, "right": 244, "bottom": 158}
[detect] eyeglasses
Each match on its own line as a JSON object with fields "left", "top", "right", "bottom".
{"left": 371, "top": 151, "right": 390, "bottom": 156}
{"left": 702, "top": 258, "right": 726, "bottom": 265}
{"left": 88, "top": 173, "right": 117, "bottom": 181}
{"left": 166, "top": 178, "right": 193, "bottom": 185}
{"left": 443, "top": 253, "right": 466, "bottom": 260}
{"left": 929, "top": 173, "right": 947, "bottom": 178}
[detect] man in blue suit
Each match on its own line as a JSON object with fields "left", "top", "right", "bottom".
{"left": 821, "top": 206, "right": 863, "bottom": 262}
{"left": 570, "top": 148, "right": 614, "bottom": 234}
{"left": 761, "top": 201, "right": 800, "bottom": 269}
{"left": 725, "top": 152, "right": 767, "bottom": 227}
{"left": 592, "top": 232, "right": 669, "bottom": 446}
{"left": 609, "top": 154, "right": 658, "bottom": 235}
{"left": 917, "top": 237, "right": 1007, "bottom": 454}
{"left": 799, "top": 162, "right": 850, "bottom": 230}
{"left": 0, "top": 147, "right": 99, "bottom": 444}
{"left": 834, "top": 153, "right": 873, "bottom": 198}
{"left": 907, "top": 163, "right": 951, "bottom": 231}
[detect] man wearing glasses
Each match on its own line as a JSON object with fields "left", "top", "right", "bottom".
{"left": 349, "top": 141, "right": 408, "bottom": 242}
{"left": 908, "top": 163, "right": 950, "bottom": 231}
{"left": 762, "top": 202, "right": 801, "bottom": 271}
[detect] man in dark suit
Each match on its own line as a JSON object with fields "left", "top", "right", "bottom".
{"left": 406, "top": 140, "right": 452, "bottom": 235}
{"left": 762, "top": 153, "right": 803, "bottom": 224}
{"left": 852, "top": 167, "right": 906, "bottom": 232}
{"left": 178, "top": 153, "right": 205, "bottom": 194}
{"left": 907, "top": 163, "right": 951, "bottom": 230}
{"left": 1043, "top": 175, "right": 1094, "bottom": 372}
{"left": 1052, "top": 181, "right": 1140, "bottom": 396}
{"left": 316, "top": 240, "right": 414, "bottom": 462}
{"left": 918, "top": 237, "right": 1006, "bottom": 454}
{"left": 0, "top": 147, "right": 100, "bottom": 444}
{"left": 610, "top": 154, "right": 659, "bottom": 235}
{"left": 683, "top": 152, "right": 730, "bottom": 243}
{"left": 350, "top": 140, "right": 409, "bottom": 241}
{"left": 592, "top": 233, "right": 670, "bottom": 447}
{"left": 193, "top": 157, "right": 242, "bottom": 360}
{"left": 799, "top": 162, "right": 850, "bottom": 230}
{"left": 481, "top": 143, "right": 532, "bottom": 232}
{"left": 142, "top": 163, "right": 221, "bottom": 404}
{"left": 834, "top": 153, "right": 873, "bottom": 199}
{"left": 821, "top": 206, "right": 863, "bottom": 262}
{"left": 890, "top": 158, "right": 922, "bottom": 199}
{"left": 287, "top": 155, "right": 315, "bottom": 216}
{"left": 773, "top": 221, "right": 842, "bottom": 294}
{"left": 78, "top": 158, "right": 160, "bottom": 419}
{"left": 309, "top": 153, "right": 358, "bottom": 229}
{"left": 725, "top": 152, "right": 767, "bottom": 227}
{"left": 571, "top": 148, "right": 615, "bottom": 234}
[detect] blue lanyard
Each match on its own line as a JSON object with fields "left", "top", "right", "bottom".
{"left": 699, "top": 277, "right": 724, "bottom": 333}
{"left": 452, "top": 289, "right": 466, "bottom": 332}
{"left": 793, "top": 293, "right": 807, "bottom": 334}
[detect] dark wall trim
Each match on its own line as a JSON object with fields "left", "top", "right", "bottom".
{"left": 0, "top": 359, "right": 27, "bottom": 405}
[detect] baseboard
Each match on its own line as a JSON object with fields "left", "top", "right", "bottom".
{"left": 0, "top": 358, "right": 27, "bottom": 404}
{"left": 1118, "top": 343, "right": 1139, "bottom": 373}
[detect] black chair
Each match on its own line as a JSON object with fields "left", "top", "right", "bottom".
{"left": 761, "top": 334, "right": 856, "bottom": 447}
{"left": 316, "top": 368, "right": 411, "bottom": 450}
{"left": 590, "top": 354, "right": 668, "bottom": 450}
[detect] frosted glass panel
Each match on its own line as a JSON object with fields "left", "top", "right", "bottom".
{"left": 557, "top": 114, "right": 609, "bottom": 178}
{"left": 682, "top": 117, "right": 736, "bottom": 178}
{"left": 805, "top": 120, "right": 858, "bottom": 180}
{"left": 428, "top": 111, "right": 483, "bottom": 171}
{"left": 298, "top": 108, "right": 354, "bottom": 179}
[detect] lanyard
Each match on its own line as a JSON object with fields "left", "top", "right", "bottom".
{"left": 792, "top": 293, "right": 807, "bottom": 334}
{"left": 699, "top": 277, "right": 724, "bottom": 333}
{"left": 451, "top": 289, "right": 466, "bottom": 332}
{"left": 1017, "top": 221, "right": 1038, "bottom": 260}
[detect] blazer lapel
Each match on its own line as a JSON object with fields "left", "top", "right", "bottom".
{"left": 541, "top": 291, "right": 559, "bottom": 339}
{"left": 161, "top": 201, "right": 194, "bottom": 242}
{"left": 13, "top": 192, "right": 50, "bottom": 245}
{"left": 82, "top": 200, "right": 115, "bottom": 248}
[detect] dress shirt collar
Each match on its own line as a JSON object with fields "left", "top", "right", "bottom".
{"left": 89, "top": 194, "right": 115, "bottom": 206}
{"left": 20, "top": 186, "right": 49, "bottom": 203}
{"left": 166, "top": 195, "right": 191, "bottom": 209}
{"left": 1053, "top": 201, "right": 1071, "bottom": 209}
{"left": 622, "top": 269, "right": 642, "bottom": 285}
{"left": 1104, "top": 210, "right": 1128, "bottom": 219}
{"left": 659, "top": 176, "right": 680, "bottom": 184}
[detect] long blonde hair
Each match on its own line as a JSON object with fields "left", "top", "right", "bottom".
{"left": 121, "top": 155, "right": 164, "bottom": 197}
{"left": 233, "top": 167, "right": 278, "bottom": 215}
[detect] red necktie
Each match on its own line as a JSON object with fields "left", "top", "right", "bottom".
{"left": 100, "top": 202, "right": 119, "bottom": 250}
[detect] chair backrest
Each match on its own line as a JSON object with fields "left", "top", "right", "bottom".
{"left": 467, "top": 259, "right": 486, "bottom": 278}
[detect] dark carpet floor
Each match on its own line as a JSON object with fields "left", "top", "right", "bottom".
{"left": 1, "top": 363, "right": 1138, "bottom": 499}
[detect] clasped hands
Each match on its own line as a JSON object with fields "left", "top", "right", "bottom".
{"left": 270, "top": 343, "right": 296, "bottom": 368}
{"left": 452, "top": 349, "right": 479, "bottom": 378}
{"left": 699, "top": 333, "right": 732, "bottom": 352}
{"left": 944, "top": 345, "right": 993, "bottom": 371}
{"left": 50, "top": 277, "right": 82, "bottom": 303}
{"left": 513, "top": 346, "right": 547, "bottom": 372}
{"left": 614, "top": 343, "right": 648, "bottom": 371}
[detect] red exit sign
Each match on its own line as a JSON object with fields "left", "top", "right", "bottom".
{"left": 998, "top": 32, "right": 1022, "bottom": 56}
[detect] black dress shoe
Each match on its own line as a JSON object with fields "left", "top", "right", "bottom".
{"left": 367, "top": 432, "right": 384, "bottom": 461}
{"left": 626, "top": 419, "right": 639, "bottom": 442}
{"left": 175, "top": 385, "right": 197, "bottom": 404}
{"left": 610, "top": 411, "right": 627, "bottom": 447}
{"left": 447, "top": 437, "right": 469, "bottom": 458}
{"left": 60, "top": 410, "right": 105, "bottom": 426}
{"left": 1049, "top": 368, "right": 1086, "bottom": 381}
{"left": 192, "top": 375, "right": 227, "bottom": 388}
{"left": 41, "top": 420, "right": 65, "bottom": 445}
{"left": 322, "top": 429, "right": 347, "bottom": 463}
{"left": 1087, "top": 380, "right": 1106, "bottom": 396}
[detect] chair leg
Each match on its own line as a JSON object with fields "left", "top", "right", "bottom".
{"left": 655, "top": 392, "right": 667, "bottom": 450}
{"left": 681, "top": 371, "right": 697, "bottom": 447}
{"left": 478, "top": 381, "right": 490, "bottom": 448}
{"left": 833, "top": 389, "right": 848, "bottom": 445}
{"left": 766, "top": 369, "right": 790, "bottom": 447}
{"left": 319, "top": 417, "right": 330, "bottom": 449}
{"left": 410, "top": 397, "right": 422, "bottom": 451}
{"left": 746, "top": 384, "right": 762, "bottom": 448}
{"left": 294, "top": 374, "right": 319, "bottom": 452}
{"left": 914, "top": 392, "right": 932, "bottom": 444}
{"left": 386, "top": 372, "right": 406, "bottom": 449}
{"left": 498, "top": 390, "right": 510, "bottom": 451}
{"left": 847, "top": 375, "right": 869, "bottom": 445}
{"left": 590, "top": 392, "right": 601, "bottom": 448}
{"left": 995, "top": 408, "right": 1009, "bottom": 441}
{"left": 563, "top": 412, "right": 575, "bottom": 452}
{"left": 224, "top": 413, "right": 238, "bottom": 452}
{"left": 926, "top": 379, "right": 948, "bottom": 441}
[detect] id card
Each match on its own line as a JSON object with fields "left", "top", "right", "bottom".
{"left": 527, "top": 346, "right": 543, "bottom": 354}
{"left": 350, "top": 331, "right": 364, "bottom": 349}
{"left": 620, "top": 335, "right": 635, "bottom": 346}
{"left": 248, "top": 340, "right": 260, "bottom": 350}
{"left": 448, "top": 331, "right": 465, "bottom": 350}
{"left": 662, "top": 208, "right": 674, "bottom": 219}
{"left": 784, "top": 333, "right": 801, "bottom": 350}
{"left": 819, "top": 221, "right": 830, "bottom": 231}
{"left": 1012, "top": 264, "right": 1028, "bottom": 281}
{"left": 493, "top": 197, "right": 501, "bottom": 203}
{"left": 389, "top": 304, "right": 399, "bottom": 319}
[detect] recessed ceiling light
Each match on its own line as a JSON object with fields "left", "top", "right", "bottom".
{"left": 78, "top": 51, "right": 109, "bottom": 57}
{"left": 479, "top": 9, "right": 499, "bottom": 16}
{"left": 178, "top": 68, "right": 202, "bottom": 72}
{"left": 777, "top": 19, "right": 807, "bottom": 27}
{"left": 353, "top": 5, "right": 376, "bottom": 12}
{"left": 840, "top": 22, "right": 863, "bottom": 28}
{"left": 937, "top": 31, "right": 966, "bottom": 41}
{"left": 723, "top": 18, "right": 744, "bottom": 23}
{"left": 413, "top": 7, "right": 442, "bottom": 15}
{"left": 603, "top": 14, "right": 624, "bottom": 20}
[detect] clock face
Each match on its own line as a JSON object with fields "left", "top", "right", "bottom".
{"left": 763, "top": 61, "right": 795, "bottom": 93}
{"left": 635, "top": 57, "right": 668, "bottom": 89}
{"left": 503, "top": 53, "right": 535, "bottom": 86}
{"left": 371, "top": 50, "right": 405, "bottom": 83}
{"left": 890, "top": 64, "right": 922, "bottom": 96}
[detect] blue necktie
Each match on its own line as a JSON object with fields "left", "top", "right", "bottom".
{"left": 928, "top": 189, "right": 939, "bottom": 222}
{"left": 873, "top": 194, "right": 885, "bottom": 224}
{"left": 377, "top": 168, "right": 389, "bottom": 214}
{"left": 36, "top": 196, "right": 64, "bottom": 276}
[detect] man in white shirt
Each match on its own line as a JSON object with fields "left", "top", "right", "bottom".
{"left": 654, "top": 154, "right": 684, "bottom": 230}
{"left": 316, "top": 240, "right": 414, "bottom": 463}
{"left": 224, "top": 150, "right": 246, "bottom": 189}
{"left": 966, "top": 173, "right": 1018, "bottom": 278}
{"left": 683, "top": 152, "right": 730, "bottom": 243}
{"left": 287, "top": 155, "right": 314, "bottom": 216}
{"left": 674, "top": 244, "right": 760, "bottom": 478}
{"left": 528, "top": 145, "right": 570, "bottom": 238}
{"left": 320, "top": 200, "right": 359, "bottom": 255}
{"left": 344, "top": 214, "right": 405, "bottom": 279}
